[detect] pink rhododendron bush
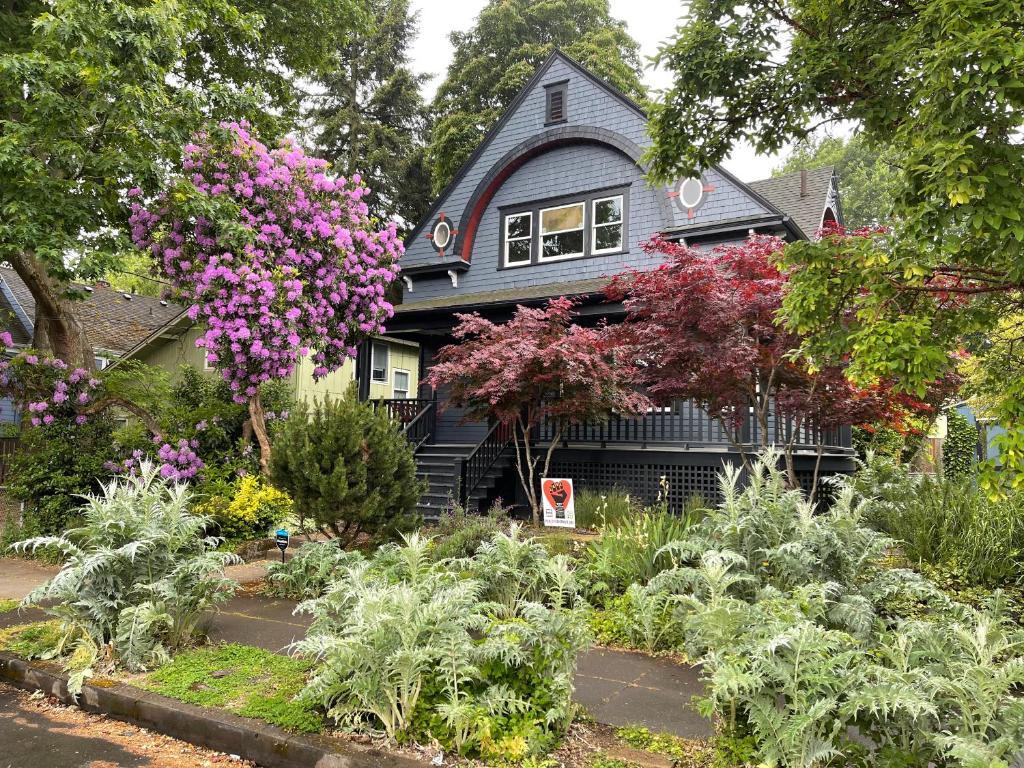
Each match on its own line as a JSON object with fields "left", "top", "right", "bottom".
{"left": 129, "top": 121, "right": 403, "bottom": 468}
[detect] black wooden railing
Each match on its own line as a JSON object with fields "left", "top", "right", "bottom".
{"left": 538, "top": 400, "right": 851, "bottom": 451}
{"left": 374, "top": 398, "right": 436, "bottom": 450}
{"left": 457, "top": 419, "right": 515, "bottom": 507}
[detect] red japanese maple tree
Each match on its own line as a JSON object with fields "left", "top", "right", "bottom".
{"left": 426, "top": 297, "right": 649, "bottom": 524}
{"left": 607, "top": 234, "right": 942, "bottom": 491}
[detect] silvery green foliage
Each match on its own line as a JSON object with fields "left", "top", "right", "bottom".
{"left": 12, "top": 462, "right": 239, "bottom": 692}
{"left": 292, "top": 524, "right": 591, "bottom": 759}
{"left": 645, "top": 451, "right": 1024, "bottom": 767}
{"left": 265, "top": 539, "right": 360, "bottom": 599}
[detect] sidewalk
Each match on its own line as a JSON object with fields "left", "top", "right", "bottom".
{"left": 0, "top": 557, "right": 713, "bottom": 739}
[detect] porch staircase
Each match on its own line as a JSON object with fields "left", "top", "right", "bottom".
{"left": 413, "top": 443, "right": 514, "bottom": 520}
{"left": 375, "top": 398, "right": 517, "bottom": 521}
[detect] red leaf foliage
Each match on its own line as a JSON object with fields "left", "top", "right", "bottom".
{"left": 425, "top": 297, "right": 650, "bottom": 427}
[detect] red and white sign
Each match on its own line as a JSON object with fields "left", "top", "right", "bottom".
{"left": 541, "top": 478, "right": 575, "bottom": 528}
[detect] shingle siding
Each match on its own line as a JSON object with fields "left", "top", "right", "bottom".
{"left": 400, "top": 53, "right": 780, "bottom": 307}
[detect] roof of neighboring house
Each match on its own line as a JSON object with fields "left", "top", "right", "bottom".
{"left": 747, "top": 166, "right": 837, "bottom": 239}
{"left": 0, "top": 267, "right": 182, "bottom": 355}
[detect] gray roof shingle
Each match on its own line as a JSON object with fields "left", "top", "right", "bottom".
{"left": 747, "top": 166, "right": 836, "bottom": 238}
{"left": 0, "top": 267, "right": 182, "bottom": 354}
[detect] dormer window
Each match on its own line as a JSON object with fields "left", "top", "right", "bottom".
{"left": 544, "top": 81, "right": 568, "bottom": 124}
{"left": 500, "top": 186, "right": 628, "bottom": 268}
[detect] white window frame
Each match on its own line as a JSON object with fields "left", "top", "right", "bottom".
{"left": 392, "top": 368, "right": 411, "bottom": 399}
{"left": 538, "top": 202, "right": 585, "bottom": 262}
{"left": 503, "top": 212, "right": 533, "bottom": 268}
{"left": 591, "top": 194, "right": 624, "bottom": 254}
{"left": 371, "top": 342, "right": 389, "bottom": 383}
{"left": 203, "top": 354, "right": 216, "bottom": 372}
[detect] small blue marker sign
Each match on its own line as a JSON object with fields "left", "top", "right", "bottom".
{"left": 275, "top": 529, "right": 289, "bottom": 563}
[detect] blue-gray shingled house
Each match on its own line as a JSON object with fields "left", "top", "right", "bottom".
{"left": 374, "top": 51, "right": 851, "bottom": 517}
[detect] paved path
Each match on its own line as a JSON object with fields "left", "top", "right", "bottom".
{"left": 0, "top": 557, "right": 713, "bottom": 739}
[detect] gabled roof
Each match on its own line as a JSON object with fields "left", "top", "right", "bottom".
{"left": 404, "top": 49, "right": 647, "bottom": 249}
{"left": 0, "top": 267, "right": 182, "bottom": 355}
{"left": 748, "top": 166, "right": 837, "bottom": 239}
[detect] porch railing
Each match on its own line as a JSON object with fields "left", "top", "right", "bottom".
{"left": 374, "top": 398, "right": 436, "bottom": 450}
{"left": 537, "top": 400, "right": 851, "bottom": 451}
{"left": 457, "top": 419, "right": 515, "bottom": 508}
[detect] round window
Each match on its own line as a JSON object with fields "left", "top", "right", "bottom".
{"left": 432, "top": 220, "right": 451, "bottom": 250}
{"left": 677, "top": 177, "right": 705, "bottom": 209}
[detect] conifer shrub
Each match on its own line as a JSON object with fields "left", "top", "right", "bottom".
{"left": 292, "top": 525, "right": 591, "bottom": 760}
{"left": 943, "top": 409, "right": 978, "bottom": 479}
{"left": 10, "top": 463, "right": 239, "bottom": 692}
{"left": 270, "top": 392, "right": 424, "bottom": 546}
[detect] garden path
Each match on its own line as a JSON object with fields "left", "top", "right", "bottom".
{"left": 0, "top": 556, "right": 715, "bottom": 740}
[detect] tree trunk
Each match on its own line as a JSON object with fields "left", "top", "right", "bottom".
{"left": 249, "top": 391, "right": 272, "bottom": 475}
{"left": 9, "top": 251, "right": 95, "bottom": 369}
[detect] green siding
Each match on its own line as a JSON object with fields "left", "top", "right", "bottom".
{"left": 133, "top": 324, "right": 418, "bottom": 402}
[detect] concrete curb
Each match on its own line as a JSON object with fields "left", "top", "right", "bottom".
{"left": 0, "top": 651, "right": 422, "bottom": 768}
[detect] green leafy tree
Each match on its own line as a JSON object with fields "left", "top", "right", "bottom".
{"left": 1, "top": 0, "right": 366, "bottom": 368}
{"left": 269, "top": 390, "right": 423, "bottom": 545}
{"left": 426, "top": 0, "right": 645, "bottom": 195}
{"left": 310, "top": 0, "right": 431, "bottom": 228}
{"left": 645, "top": 0, "right": 1023, "bottom": 485}
{"left": 776, "top": 134, "right": 901, "bottom": 228}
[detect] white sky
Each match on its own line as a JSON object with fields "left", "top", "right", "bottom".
{"left": 408, "top": 0, "right": 789, "bottom": 181}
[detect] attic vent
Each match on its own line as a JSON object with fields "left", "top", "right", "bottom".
{"left": 544, "top": 81, "right": 568, "bottom": 124}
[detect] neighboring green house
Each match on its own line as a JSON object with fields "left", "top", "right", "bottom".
{"left": 119, "top": 310, "right": 420, "bottom": 403}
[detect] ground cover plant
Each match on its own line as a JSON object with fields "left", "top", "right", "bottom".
{"left": 853, "top": 453, "right": 1024, "bottom": 587}
{"left": 621, "top": 451, "right": 1024, "bottom": 767}
{"left": 292, "top": 525, "right": 591, "bottom": 761}
{"left": 143, "top": 643, "right": 322, "bottom": 733}
{"left": 9, "top": 463, "right": 239, "bottom": 692}
{"left": 428, "top": 499, "right": 510, "bottom": 561}
{"left": 0, "top": 599, "right": 18, "bottom": 614}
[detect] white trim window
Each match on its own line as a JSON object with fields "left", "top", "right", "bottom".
{"left": 503, "top": 212, "right": 532, "bottom": 267}
{"left": 392, "top": 369, "right": 411, "bottom": 399}
{"left": 539, "top": 202, "right": 585, "bottom": 261}
{"left": 592, "top": 195, "right": 624, "bottom": 254}
{"left": 371, "top": 342, "right": 389, "bottom": 383}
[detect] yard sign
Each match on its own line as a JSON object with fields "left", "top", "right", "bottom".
{"left": 541, "top": 478, "right": 575, "bottom": 528}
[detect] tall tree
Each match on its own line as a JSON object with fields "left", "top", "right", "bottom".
{"left": 775, "top": 134, "right": 901, "bottom": 229}
{"left": 311, "top": 0, "right": 431, "bottom": 228}
{"left": 1, "top": 0, "right": 366, "bottom": 369}
{"left": 130, "top": 122, "right": 402, "bottom": 471}
{"left": 645, "top": 0, "right": 1024, "bottom": 483}
{"left": 426, "top": 0, "right": 645, "bottom": 196}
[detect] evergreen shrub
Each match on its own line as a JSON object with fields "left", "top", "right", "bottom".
{"left": 270, "top": 390, "right": 424, "bottom": 545}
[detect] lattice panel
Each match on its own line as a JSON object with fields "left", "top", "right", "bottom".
{"left": 548, "top": 459, "right": 722, "bottom": 511}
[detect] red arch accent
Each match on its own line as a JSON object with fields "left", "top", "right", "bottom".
{"left": 458, "top": 145, "right": 554, "bottom": 260}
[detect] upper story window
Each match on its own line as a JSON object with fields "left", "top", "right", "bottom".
{"left": 592, "top": 196, "right": 623, "bottom": 253}
{"left": 504, "top": 212, "right": 532, "bottom": 266}
{"left": 544, "top": 81, "right": 568, "bottom": 124}
{"left": 500, "top": 187, "right": 628, "bottom": 268}
{"left": 540, "top": 203, "right": 584, "bottom": 261}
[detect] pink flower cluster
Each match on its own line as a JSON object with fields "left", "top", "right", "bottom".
{"left": 129, "top": 121, "right": 403, "bottom": 403}
{"left": 0, "top": 346, "right": 98, "bottom": 427}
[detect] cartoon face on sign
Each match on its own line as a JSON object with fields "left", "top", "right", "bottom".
{"left": 543, "top": 479, "right": 572, "bottom": 518}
